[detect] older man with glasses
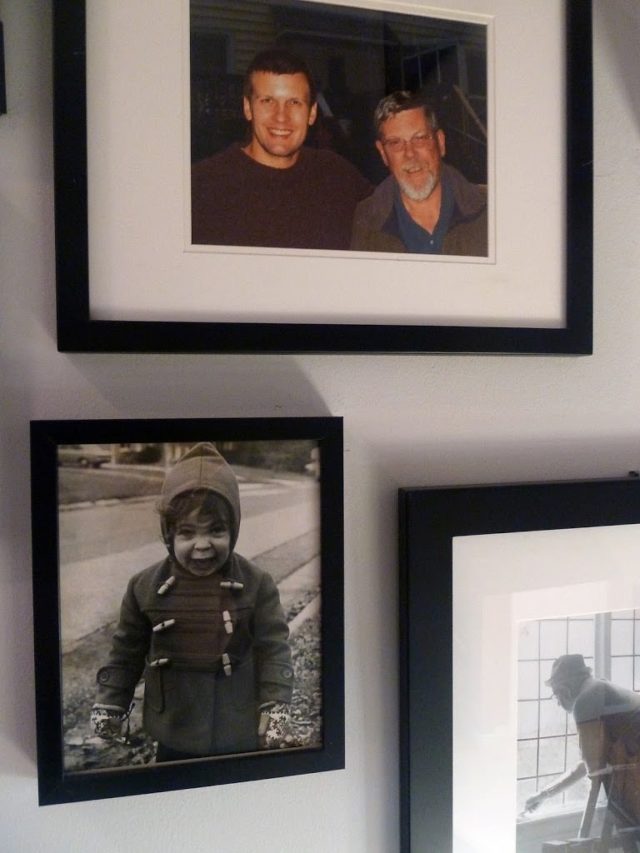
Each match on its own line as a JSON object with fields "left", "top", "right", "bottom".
{"left": 350, "top": 90, "right": 487, "bottom": 256}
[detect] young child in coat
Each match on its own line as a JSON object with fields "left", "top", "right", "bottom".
{"left": 91, "top": 442, "right": 293, "bottom": 760}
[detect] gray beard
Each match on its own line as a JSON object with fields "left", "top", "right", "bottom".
{"left": 398, "top": 170, "right": 437, "bottom": 202}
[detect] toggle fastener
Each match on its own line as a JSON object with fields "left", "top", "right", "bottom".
{"left": 153, "top": 618, "right": 176, "bottom": 633}
{"left": 222, "top": 653, "right": 232, "bottom": 677}
{"left": 157, "top": 576, "right": 176, "bottom": 596}
{"left": 219, "top": 580, "right": 244, "bottom": 590}
{"left": 222, "top": 610, "right": 234, "bottom": 635}
{"left": 149, "top": 657, "right": 170, "bottom": 668}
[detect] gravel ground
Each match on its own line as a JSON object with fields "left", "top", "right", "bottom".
{"left": 61, "top": 610, "right": 322, "bottom": 772}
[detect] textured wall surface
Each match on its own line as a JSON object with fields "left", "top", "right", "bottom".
{"left": 1, "top": 2, "right": 639, "bottom": 851}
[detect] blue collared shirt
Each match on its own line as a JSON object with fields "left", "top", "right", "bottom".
{"left": 393, "top": 170, "right": 454, "bottom": 254}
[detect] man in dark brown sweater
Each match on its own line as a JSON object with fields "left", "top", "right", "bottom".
{"left": 191, "top": 48, "right": 371, "bottom": 251}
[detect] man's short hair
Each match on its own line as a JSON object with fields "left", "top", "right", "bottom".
{"left": 243, "top": 48, "right": 317, "bottom": 105}
{"left": 374, "top": 91, "right": 440, "bottom": 138}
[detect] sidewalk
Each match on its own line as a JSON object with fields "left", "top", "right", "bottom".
{"left": 60, "top": 492, "right": 320, "bottom": 652}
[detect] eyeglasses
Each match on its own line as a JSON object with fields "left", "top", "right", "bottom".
{"left": 380, "top": 132, "right": 436, "bottom": 153}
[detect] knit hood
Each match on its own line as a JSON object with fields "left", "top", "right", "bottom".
{"left": 158, "top": 442, "right": 241, "bottom": 549}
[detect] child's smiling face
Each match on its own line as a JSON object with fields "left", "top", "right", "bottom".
{"left": 173, "top": 502, "right": 231, "bottom": 577}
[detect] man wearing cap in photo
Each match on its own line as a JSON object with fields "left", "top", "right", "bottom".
{"left": 525, "top": 654, "right": 640, "bottom": 846}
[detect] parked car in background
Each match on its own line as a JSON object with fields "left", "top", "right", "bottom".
{"left": 58, "top": 444, "right": 111, "bottom": 468}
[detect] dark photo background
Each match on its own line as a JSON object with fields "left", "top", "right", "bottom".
{"left": 190, "top": 0, "right": 487, "bottom": 186}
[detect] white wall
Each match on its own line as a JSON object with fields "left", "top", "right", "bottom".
{"left": 1, "top": 2, "right": 639, "bottom": 851}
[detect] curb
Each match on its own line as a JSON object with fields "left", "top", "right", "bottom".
{"left": 288, "top": 594, "right": 321, "bottom": 635}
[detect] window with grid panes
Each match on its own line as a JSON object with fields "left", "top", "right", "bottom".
{"left": 516, "top": 611, "right": 640, "bottom": 816}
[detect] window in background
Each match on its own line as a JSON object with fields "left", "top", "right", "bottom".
{"left": 516, "top": 611, "right": 640, "bottom": 815}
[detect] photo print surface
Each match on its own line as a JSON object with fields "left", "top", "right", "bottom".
{"left": 57, "top": 439, "right": 322, "bottom": 773}
{"left": 516, "top": 610, "right": 640, "bottom": 852}
{"left": 452, "top": 523, "right": 640, "bottom": 853}
{"left": 190, "top": 0, "right": 489, "bottom": 257}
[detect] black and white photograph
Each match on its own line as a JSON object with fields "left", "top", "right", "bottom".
{"left": 0, "top": 20, "right": 6, "bottom": 116}
{"left": 399, "top": 477, "right": 640, "bottom": 853}
{"left": 30, "top": 417, "right": 344, "bottom": 804}
{"left": 516, "top": 611, "right": 640, "bottom": 852}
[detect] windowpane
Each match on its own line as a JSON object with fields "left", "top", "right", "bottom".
{"left": 517, "top": 739, "right": 538, "bottom": 778}
{"left": 611, "top": 655, "right": 633, "bottom": 689}
{"left": 518, "top": 621, "right": 539, "bottom": 660}
{"left": 540, "top": 620, "right": 567, "bottom": 658}
{"left": 518, "top": 700, "right": 539, "bottom": 739}
{"left": 539, "top": 658, "right": 554, "bottom": 694}
{"left": 568, "top": 618, "right": 595, "bottom": 657}
{"left": 564, "top": 774, "right": 592, "bottom": 804}
{"left": 612, "top": 619, "right": 634, "bottom": 655}
{"left": 539, "top": 698, "right": 567, "bottom": 738}
{"left": 518, "top": 660, "right": 539, "bottom": 700}
{"left": 538, "top": 772, "right": 562, "bottom": 786}
{"left": 539, "top": 736, "right": 566, "bottom": 775}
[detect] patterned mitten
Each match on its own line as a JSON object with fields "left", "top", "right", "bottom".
{"left": 90, "top": 705, "right": 127, "bottom": 740}
{"left": 258, "top": 702, "right": 292, "bottom": 749}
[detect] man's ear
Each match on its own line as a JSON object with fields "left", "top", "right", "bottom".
{"left": 436, "top": 128, "right": 446, "bottom": 158}
{"left": 242, "top": 96, "right": 253, "bottom": 123}
{"left": 375, "top": 139, "right": 389, "bottom": 169}
{"left": 308, "top": 101, "right": 318, "bottom": 126}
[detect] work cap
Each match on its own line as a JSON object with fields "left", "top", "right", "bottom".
{"left": 545, "top": 654, "right": 591, "bottom": 687}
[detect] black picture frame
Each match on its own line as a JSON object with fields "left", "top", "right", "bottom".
{"left": 52, "top": 0, "right": 592, "bottom": 355}
{"left": 31, "top": 416, "right": 343, "bottom": 805}
{"left": 0, "top": 21, "right": 6, "bottom": 116}
{"left": 399, "top": 476, "right": 640, "bottom": 852}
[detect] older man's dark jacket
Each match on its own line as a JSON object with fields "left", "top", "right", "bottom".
{"left": 350, "top": 162, "right": 487, "bottom": 256}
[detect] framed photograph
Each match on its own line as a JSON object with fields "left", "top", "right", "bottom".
{"left": 0, "top": 21, "right": 6, "bottom": 116}
{"left": 399, "top": 477, "right": 640, "bottom": 852}
{"left": 53, "top": 0, "right": 592, "bottom": 354}
{"left": 31, "top": 416, "right": 343, "bottom": 804}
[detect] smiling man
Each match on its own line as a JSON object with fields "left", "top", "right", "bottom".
{"left": 350, "top": 90, "right": 487, "bottom": 256}
{"left": 191, "top": 48, "right": 371, "bottom": 250}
